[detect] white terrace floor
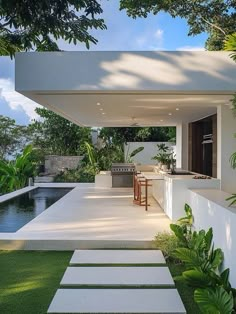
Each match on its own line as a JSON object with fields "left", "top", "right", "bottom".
{"left": 0, "top": 184, "right": 171, "bottom": 250}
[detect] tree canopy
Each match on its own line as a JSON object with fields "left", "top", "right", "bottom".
{"left": 0, "top": 0, "right": 106, "bottom": 56}
{"left": 29, "top": 108, "right": 92, "bottom": 157}
{"left": 0, "top": 115, "right": 30, "bottom": 160}
{"left": 120, "top": 0, "right": 236, "bottom": 50}
{"left": 99, "top": 126, "right": 176, "bottom": 146}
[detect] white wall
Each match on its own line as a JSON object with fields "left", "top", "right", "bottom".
{"left": 176, "top": 123, "right": 188, "bottom": 169}
{"left": 124, "top": 142, "right": 176, "bottom": 165}
{"left": 187, "top": 189, "right": 236, "bottom": 287}
{"left": 217, "top": 105, "right": 236, "bottom": 193}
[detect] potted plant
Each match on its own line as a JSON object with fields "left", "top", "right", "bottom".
{"left": 152, "top": 144, "right": 175, "bottom": 171}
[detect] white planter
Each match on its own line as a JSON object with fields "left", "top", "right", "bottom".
{"left": 161, "top": 164, "right": 168, "bottom": 172}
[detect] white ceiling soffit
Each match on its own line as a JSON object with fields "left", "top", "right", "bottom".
{"left": 25, "top": 91, "right": 232, "bottom": 127}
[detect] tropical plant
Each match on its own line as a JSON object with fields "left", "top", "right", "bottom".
{"left": 224, "top": 33, "right": 236, "bottom": 62}
{"left": 194, "top": 287, "right": 234, "bottom": 314}
{"left": 170, "top": 204, "right": 236, "bottom": 313}
{"left": 152, "top": 143, "right": 173, "bottom": 167}
{"left": 225, "top": 194, "right": 236, "bottom": 207}
{"left": 124, "top": 145, "right": 144, "bottom": 163}
{"left": 170, "top": 204, "right": 193, "bottom": 248}
{"left": 84, "top": 141, "right": 99, "bottom": 173}
{"left": 0, "top": 145, "right": 35, "bottom": 194}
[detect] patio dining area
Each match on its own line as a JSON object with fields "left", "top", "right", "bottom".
{"left": 0, "top": 183, "right": 170, "bottom": 250}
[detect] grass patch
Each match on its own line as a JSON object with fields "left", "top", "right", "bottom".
{"left": 0, "top": 250, "right": 72, "bottom": 314}
{"left": 0, "top": 250, "right": 199, "bottom": 313}
{"left": 167, "top": 260, "right": 200, "bottom": 314}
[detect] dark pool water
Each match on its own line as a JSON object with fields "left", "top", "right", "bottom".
{"left": 0, "top": 188, "right": 72, "bottom": 232}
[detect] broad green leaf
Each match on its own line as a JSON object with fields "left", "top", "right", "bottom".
{"left": 130, "top": 146, "right": 144, "bottom": 158}
{"left": 182, "top": 269, "right": 213, "bottom": 288}
{"left": 173, "top": 248, "right": 202, "bottom": 268}
{"left": 170, "top": 224, "right": 188, "bottom": 246}
{"left": 194, "top": 287, "right": 234, "bottom": 314}
{"left": 220, "top": 269, "right": 231, "bottom": 290}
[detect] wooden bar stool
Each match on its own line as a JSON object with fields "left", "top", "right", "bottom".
{"left": 133, "top": 173, "right": 145, "bottom": 205}
{"left": 139, "top": 178, "right": 152, "bottom": 209}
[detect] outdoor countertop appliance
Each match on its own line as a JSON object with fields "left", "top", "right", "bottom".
{"left": 111, "top": 163, "right": 135, "bottom": 187}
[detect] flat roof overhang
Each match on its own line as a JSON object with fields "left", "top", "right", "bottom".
{"left": 15, "top": 51, "right": 236, "bottom": 127}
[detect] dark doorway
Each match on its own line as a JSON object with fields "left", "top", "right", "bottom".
{"left": 189, "top": 114, "right": 217, "bottom": 177}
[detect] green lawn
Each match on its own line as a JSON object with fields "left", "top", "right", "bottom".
{"left": 0, "top": 250, "right": 72, "bottom": 314}
{"left": 0, "top": 250, "right": 198, "bottom": 314}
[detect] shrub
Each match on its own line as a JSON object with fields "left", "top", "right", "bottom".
{"left": 153, "top": 232, "right": 180, "bottom": 261}
{"left": 54, "top": 169, "right": 80, "bottom": 183}
{"left": 78, "top": 164, "right": 97, "bottom": 183}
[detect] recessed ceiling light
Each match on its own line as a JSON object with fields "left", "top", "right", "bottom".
{"left": 97, "top": 102, "right": 101, "bottom": 106}
{"left": 168, "top": 113, "right": 172, "bottom": 116}
{"left": 102, "top": 112, "right": 105, "bottom": 115}
{"left": 160, "top": 120, "right": 163, "bottom": 122}
{"left": 100, "top": 108, "right": 103, "bottom": 111}
{"left": 176, "top": 108, "right": 179, "bottom": 111}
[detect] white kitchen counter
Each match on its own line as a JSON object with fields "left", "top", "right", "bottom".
{"left": 148, "top": 170, "right": 221, "bottom": 221}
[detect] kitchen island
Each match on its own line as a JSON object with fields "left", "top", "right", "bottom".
{"left": 142, "top": 170, "right": 221, "bottom": 221}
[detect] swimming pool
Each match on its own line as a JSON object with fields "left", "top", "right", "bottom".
{"left": 0, "top": 188, "right": 72, "bottom": 232}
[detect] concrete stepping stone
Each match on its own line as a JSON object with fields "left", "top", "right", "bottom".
{"left": 70, "top": 250, "right": 166, "bottom": 265}
{"left": 61, "top": 266, "right": 174, "bottom": 286}
{"left": 48, "top": 288, "right": 186, "bottom": 313}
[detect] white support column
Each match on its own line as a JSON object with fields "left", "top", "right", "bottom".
{"left": 217, "top": 105, "right": 236, "bottom": 193}
{"left": 176, "top": 123, "right": 188, "bottom": 170}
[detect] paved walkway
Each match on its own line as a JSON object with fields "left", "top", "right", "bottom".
{"left": 48, "top": 250, "right": 186, "bottom": 313}
{"left": 0, "top": 184, "right": 171, "bottom": 249}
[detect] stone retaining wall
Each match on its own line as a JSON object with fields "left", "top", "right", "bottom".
{"left": 45, "top": 155, "right": 83, "bottom": 174}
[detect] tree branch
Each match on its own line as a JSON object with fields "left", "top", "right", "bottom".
{"left": 200, "top": 16, "right": 226, "bottom": 36}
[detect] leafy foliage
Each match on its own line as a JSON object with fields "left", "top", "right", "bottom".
{"left": 153, "top": 232, "right": 180, "bottom": 260}
{"left": 29, "top": 108, "right": 92, "bottom": 156}
{"left": 225, "top": 194, "right": 236, "bottom": 207}
{"left": 152, "top": 143, "right": 174, "bottom": 167}
{"left": 99, "top": 127, "right": 176, "bottom": 146}
{"left": 224, "top": 33, "right": 236, "bottom": 62}
{"left": 0, "top": 115, "right": 31, "bottom": 160}
{"left": 0, "top": 0, "right": 106, "bottom": 56}
{"left": 194, "top": 287, "right": 234, "bottom": 314}
{"left": 169, "top": 204, "right": 236, "bottom": 312}
{"left": 120, "top": 0, "right": 236, "bottom": 50}
{"left": 170, "top": 203, "right": 193, "bottom": 247}
{"left": 124, "top": 145, "right": 144, "bottom": 163}
{"left": 0, "top": 145, "right": 35, "bottom": 194}
{"left": 54, "top": 169, "right": 81, "bottom": 183}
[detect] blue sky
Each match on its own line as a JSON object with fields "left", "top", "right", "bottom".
{"left": 0, "top": 0, "right": 207, "bottom": 125}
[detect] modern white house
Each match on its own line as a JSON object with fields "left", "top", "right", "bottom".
{"left": 13, "top": 51, "right": 236, "bottom": 286}
{"left": 15, "top": 51, "right": 236, "bottom": 191}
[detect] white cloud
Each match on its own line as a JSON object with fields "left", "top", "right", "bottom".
{"left": 135, "top": 28, "right": 164, "bottom": 50}
{"left": 154, "top": 29, "right": 164, "bottom": 40}
{"left": 176, "top": 45, "right": 205, "bottom": 51}
{"left": 0, "top": 78, "right": 40, "bottom": 121}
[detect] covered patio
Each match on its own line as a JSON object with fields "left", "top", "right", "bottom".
{"left": 0, "top": 183, "right": 170, "bottom": 250}
{"left": 15, "top": 50, "right": 236, "bottom": 192}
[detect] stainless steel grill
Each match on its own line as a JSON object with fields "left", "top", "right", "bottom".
{"left": 111, "top": 163, "right": 135, "bottom": 187}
